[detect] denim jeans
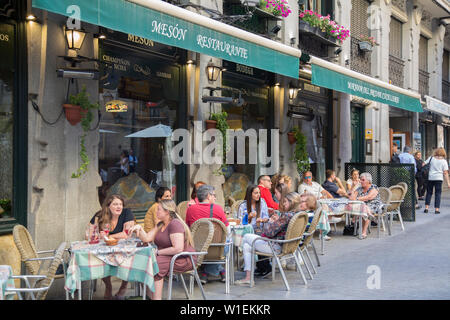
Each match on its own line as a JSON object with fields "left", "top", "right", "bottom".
{"left": 425, "top": 180, "right": 443, "bottom": 209}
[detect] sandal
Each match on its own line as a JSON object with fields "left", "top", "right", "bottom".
{"left": 235, "top": 278, "right": 251, "bottom": 285}
{"left": 113, "top": 294, "right": 126, "bottom": 300}
{"left": 359, "top": 234, "right": 367, "bottom": 240}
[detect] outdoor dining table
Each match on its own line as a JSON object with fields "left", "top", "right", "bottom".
{"left": 64, "top": 238, "right": 159, "bottom": 300}
{"left": 0, "top": 265, "right": 16, "bottom": 300}
{"left": 228, "top": 223, "right": 254, "bottom": 282}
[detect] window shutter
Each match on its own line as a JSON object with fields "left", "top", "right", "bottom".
{"left": 389, "top": 18, "right": 402, "bottom": 59}
{"left": 419, "top": 36, "right": 428, "bottom": 72}
{"left": 351, "top": 0, "right": 370, "bottom": 39}
{"left": 443, "top": 50, "right": 449, "bottom": 82}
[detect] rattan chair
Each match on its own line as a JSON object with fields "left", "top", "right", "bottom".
{"left": 298, "top": 206, "right": 323, "bottom": 280}
{"left": 6, "top": 242, "right": 67, "bottom": 300}
{"left": 231, "top": 200, "right": 245, "bottom": 217}
{"left": 177, "top": 201, "right": 189, "bottom": 222}
{"left": 200, "top": 218, "right": 233, "bottom": 293}
{"left": 375, "top": 187, "right": 392, "bottom": 237}
{"left": 248, "top": 212, "right": 309, "bottom": 291}
{"left": 167, "top": 218, "right": 214, "bottom": 300}
{"left": 13, "top": 225, "right": 67, "bottom": 280}
{"left": 397, "top": 182, "right": 408, "bottom": 195}
{"left": 388, "top": 185, "right": 406, "bottom": 232}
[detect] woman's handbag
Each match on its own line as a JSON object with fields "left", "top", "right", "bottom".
{"left": 343, "top": 224, "right": 355, "bottom": 236}
{"left": 422, "top": 157, "right": 433, "bottom": 181}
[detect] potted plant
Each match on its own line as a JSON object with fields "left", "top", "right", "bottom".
{"left": 66, "top": 86, "right": 100, "bottom": 178}
{"left": 358, "top": 35, "right": 377, "bottom": 52}
{"left": 287, "top": 129, "right": 296, "bottom": 144}
{"left": 299, "top": 10, "right": 350, "bottom": 44}
{"left": 0, "top": 198, "right": 11, "bottom": 218}
{"left": 259, "top": 0, "right": 292, "bottom": 18}
{"left": 208, "top": 111, "right": 231, "bottom": 176}
{"left": 290, "top": 126, "right": 310, "bottom": 175}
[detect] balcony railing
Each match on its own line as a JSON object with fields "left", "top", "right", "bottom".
{"left": 419, "top": 69, "right": 429, "bottom": 97}
{"left": 443, "top": 79, "right": 450, "bottom": 104}
{"left": 389, "top": 55, "right": 405, "bottom": 88}
{"left": 350, "top": 36, "right": 371, "bottom": 76}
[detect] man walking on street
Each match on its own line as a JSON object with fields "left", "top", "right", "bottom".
{"left": 399, "top": 146, "right": 419, "bottom": 208}
{"left": 391, "top": 143, "right": 400, "bottom": 164}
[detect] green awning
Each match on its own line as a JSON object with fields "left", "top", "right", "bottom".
{"left": 32, "top": 0, "right": 300, "bottom": 79}
{"left": 311, "top": 62, "right": 423, "bottom": 113}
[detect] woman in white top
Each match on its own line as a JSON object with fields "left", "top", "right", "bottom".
{"left": 424, "top": 148, "right": 450, "bottom": 214}
{"left": 346, "top": 169, "right": 361, "bottom": 195}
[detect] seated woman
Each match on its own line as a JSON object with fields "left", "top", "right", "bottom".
{"left": 87, "top": 194, "right": 135, "bottom": 300}
{"left": 188, "top": 181, "right": 206, "bottom": 207}
{"left": 272, "top": 183, "right": 290, "bottom": 214}
{"left": 237, "top": 185, "right": 269, "bottom": 235}
{"left": 128, "top": 200, "right": 195, "bottom": 300}
{"left": 297, "top": 193, "right": 318, "bottom": 232}
{"left": 346, "top": 169, "right": 361, "bottom": 195}
{"left": 348, "top": 172, "right": 382, "bottom": 239}
{"left": 235, "top": 192, "right": 300, "bottom": 285}
{"left": 144, "top": 187, "right": 172, "bottom": 232}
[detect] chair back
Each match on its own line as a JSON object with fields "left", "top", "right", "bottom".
{"left": 378, "top": 187, "right": 392, "bottom": 214}
{"left": 13, "top": 225, "right": 40, "bottom": 275}
{"left": 35, "top": 242, "right": 67, "bottom": 300}
{"left": 177, "top": 201, "right": 189, "bottom": 222}
{"left": 302, "top": 205, "right": 322, "bottom": 247}
{"left": 204, "top": 218, "right": 228, "bottom": 261}
{"left": 397, "top": 182, "right": 408, "bottom": 195}
{"left": 190, "top": 219, "right": 214, "bottom": 267}
{"left": 231, "top": 200, "right": 245, "bottom": 217}
{"left": 281, "top": 212, "right": 308, "bottom": 255}
{"left": 388, "top": 185, "right": 405, "bottom": 211}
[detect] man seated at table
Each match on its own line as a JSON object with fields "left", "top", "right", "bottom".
{"left": 322, "top": 169, "right": 349, "bottom": 199}
{"left": 185, "top": 185, "right": 229, "bottom": 284}
{"left": 257, "top": 175, "right": 279, "bottom": 211}
{"left": 298, "top": 171, "right": 333, "bottom": 199}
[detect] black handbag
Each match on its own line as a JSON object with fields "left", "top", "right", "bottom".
{"left": 422, "top": 157, "right": 433, "bottom": 181}
{"left": 343, "top": 224, "right": 355, "bottom": 236}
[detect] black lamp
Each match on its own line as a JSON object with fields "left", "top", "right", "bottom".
{"left": 206, "top": 59, "right": 222, "bottom": 82}
{"left": 64, "top": 26, "right": 87, "bottom": 51}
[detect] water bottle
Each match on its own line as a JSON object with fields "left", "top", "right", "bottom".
{"left": 242, "top": 207, "right": 249, "bottom": 225}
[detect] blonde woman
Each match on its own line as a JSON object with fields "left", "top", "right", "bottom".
{"left": 128, "top": 200, "right": 195, "bottom": 300}
{"left": 424, "top": 148, "right": 450, "bottom": 214}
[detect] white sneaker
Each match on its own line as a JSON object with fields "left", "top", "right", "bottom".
{"left": 323, "top": 235, "right": 331, "bottom": 241}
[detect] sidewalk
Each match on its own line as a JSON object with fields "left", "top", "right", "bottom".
{"left": 51, "top": 189, "right": 450, "bottom": 300}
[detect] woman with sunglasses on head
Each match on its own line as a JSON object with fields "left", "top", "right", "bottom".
{"left": 87, "top": 194, "right": 135, "bottom": 300}
{"left": 128, "top": 200, "right": 195, "bottom": 300}
{"left": 235, "top": 192, "right": 301, "bottom": 285}
{"left": 144, "top": 187, "right": 172, "bottom": 232}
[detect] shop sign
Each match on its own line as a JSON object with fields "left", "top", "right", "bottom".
{"left": 222, "top": 60, "right": 268, "bottom": 80}
{"left": 32, "top": 0, "right": 300, "bottom": 79}
{"left": 311, "top": 64, "right": 422, "bottom": 113}
{"left": 365, "top": 129, "right": 373, "bottom": 140}
{"left": 425, "top": 95, "right": 450, "bottom": 117}
{"left": 413, "top": 132, "right": 422, "bottom": 152}
{"left": 303, "top": 83, "right": 321, "bottom": 94}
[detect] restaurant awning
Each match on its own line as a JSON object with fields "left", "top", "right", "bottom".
{"left": 424, "top": 95, "right": 450, "bottom": 117}
{"left": 309, "top": 57, "right": 423, "bottom": 113}
{"left": 32, "top": 0, "right": 301, "bottom": 79}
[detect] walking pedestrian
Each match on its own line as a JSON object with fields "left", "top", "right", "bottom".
{"left": 424, "top": 148, "right": 450, "bottom": 214}
{"left": 414, "top": 151, "right": 426, "bottom": 200}
{"left": 390, "top": 143, "right": 400, "bottom": 164}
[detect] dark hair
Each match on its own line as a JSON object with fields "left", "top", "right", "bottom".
{"left": 95, "top": 194, "right": 125, "bottom": 230}
{"left": 257, "top": 175, "right": 269, "bottom": 184}
{"left": 275, "top": 183, "right": 289, "bottom": 212}
{"left": 121, "top": 150, "right": 129, "bottom": 157}
{"left": 191, "top": 181, "right": 206, "bottom": 200}
{"left": 325, "top": 169, "right": 335, "bottom": 179}
{"left": 243, "top": 185, "right": 262, "bottom": 219}
{"left": 155, "top": 187, "right": 171, "bottom": 202}
{"left": 271, "top": 174, "right": 282, "bottom": 194}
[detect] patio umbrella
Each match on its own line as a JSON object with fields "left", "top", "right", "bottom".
{"left": 125, "top": 123, "right": 172, "bottom": 138}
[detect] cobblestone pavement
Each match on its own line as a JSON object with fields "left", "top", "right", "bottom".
{"left": 54, "top": 190, "right": 450, "bottom": 300}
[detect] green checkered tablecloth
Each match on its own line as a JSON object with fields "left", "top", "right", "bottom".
{"left": 64, "top": 240, "right": 159, "bottom": 298}
{"left": 0, "top": 265, "right": 16, "bottom": 300}
{"left": 230, "top": 224, "right": 254, "bottom": 247}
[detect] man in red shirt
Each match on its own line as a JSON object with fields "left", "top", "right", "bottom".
{"left": 258, "top": 175, "right": 279, "bottom": 210}
{"left": 185, "top": 185, "right": 228, "bottom": 284}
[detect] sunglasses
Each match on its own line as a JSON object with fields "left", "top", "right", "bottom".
{"left": 304, "top": 176, "right": 312, "bottom": 179}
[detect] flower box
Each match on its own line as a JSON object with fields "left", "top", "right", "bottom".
{"left": 358, "top": 41, "right": 373, "bottom": 52}
{"left": 299, "top": 20, "right": 318, "bottom": 34}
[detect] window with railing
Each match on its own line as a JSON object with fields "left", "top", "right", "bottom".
{"left": 389, "top": 17, "right": 404, "bottom": 87}
{"left": 419, "top": 35, "right": 429, "bottom": 97}
{"left": 350, "top": 0, "right": 371, "bottom": 75}
{"left": 443, "top": 50, "right": 449, "bottom": 103}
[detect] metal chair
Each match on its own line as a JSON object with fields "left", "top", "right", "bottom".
{"left": 167, "top": 218, "right": 214, "bottom": 300}
{"left": 6, "top": 242, "right": 67, "bottom": 300}
{"left": 299, "top": 206, "right": 323, "bottom": 280}
{"left": 200, "top": 218, "right": 233, "bottom": 293}
{"left": 249, "top": 212, "right": 309, "bottom": 290}
{"left": 387, "top": 185, "right": 406, "bottom": 232}
{"left": 177, "top": 201, "right": 189, "bottom": 222}
{"left": 375, "top": 187, "right": 392, "bottom": 237}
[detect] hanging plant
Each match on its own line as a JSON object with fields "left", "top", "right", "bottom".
{"left": 67, "top": 86, "right": 100, "bottom": 178}
{"left": 291, "top": 126, "right": 310, "bottom": 175}
{"left": 210, "top": 111, "right": 231, "bottom": 176}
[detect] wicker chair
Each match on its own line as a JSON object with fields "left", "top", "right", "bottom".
{"left": 249, "top": 212, "right": 309, "bottom": 290}
{"left": 167, "top": 218, "right": 214, "bottom": 300}
{"left": 200, "top": 218, "right": 233, "bottom": 293}
{"left": 13, "top": 225, "right": 66, "bottom": 280}
{"left": 177, "top": 201, "right": 189, "bottom": 222}
{"left": 388, "top": 185, "right": 406, "bottom": 232}
{"left": 230, "top": 200, "right": 245, "bottom": 217}
{"left": 375, "top": 187, "right": 392, "bottom": 237}
{"left": 6, "top": 242, "right": 67, "bottom": 300}
{"left": 397, "top": 182, "right": 408, "bottom": 195}
{"left": 298, "top": 206, "right": 323, "bottom": 280}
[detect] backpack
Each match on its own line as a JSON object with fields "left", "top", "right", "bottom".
{"left": 422, "top": 157, "right": 433, "bottom": 181}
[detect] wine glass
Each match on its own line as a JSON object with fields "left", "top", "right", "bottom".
{"left": 101, "top": 223, "right": 110, "bottom": 240}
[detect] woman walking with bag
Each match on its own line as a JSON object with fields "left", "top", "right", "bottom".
{"left": 424, "top": 148, "right": 450, "bottom": 214}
